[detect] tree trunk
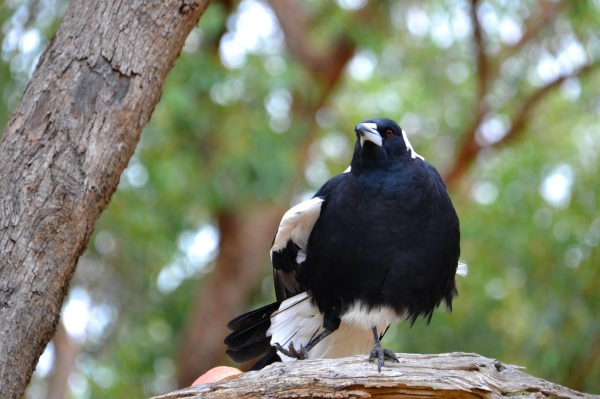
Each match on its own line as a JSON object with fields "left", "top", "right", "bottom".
{"left": 155, "top": 352, "right": 598, "bottom": 399}
{"left": 177, "top": 207, "right": 284, "bottom": 387}
{"left": 45, "top": 323, "right": 78, "bottom": 399}
{"left": 0, "top": 1, "right": 210, "bottom": 397}
{"left": 175, "top": 1, "right": 357, "bottom": 386}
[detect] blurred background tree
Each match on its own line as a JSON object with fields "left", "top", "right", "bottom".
{"left": 1, "top": 0, "right": 599, "bottom": 397}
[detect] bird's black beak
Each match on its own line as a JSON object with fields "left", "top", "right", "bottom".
{"left": 355, "top": 122, "right": 383, "bottom": 147}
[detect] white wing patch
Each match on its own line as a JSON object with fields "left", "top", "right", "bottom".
{"left": 268, "top": 293, "right": 322, "bottom": 361}
{"left": 296, "top": 250, "right": 307, "bottom": 264}
{"left": 268, "top": 294, "right": 392, "bottom": 362}
{"left": 343, "top": 166, "right": 351, "bottom": 173}
{"left": 456, "top": 260, "right": 468, "bottom": 277}
{"left": 271, "top": 197, "right": 324, "bottom": 261}
{"left": 401, "top": 129, "right": 424, "bottom": 160}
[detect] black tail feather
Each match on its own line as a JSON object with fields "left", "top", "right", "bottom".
{"left": 225, "top": 294, "right": 311, "bottom": 368}
{"left": 227, "top": 302, "right": 280, "bottom": 331}
{"left": 224, "top": 302, "right": 280, "bottom": 364}
{"left": 224, "top": 315, "right": 273, "bottom": 349}
{"left": 226, "top": 336, "right": 273, "bottom": 364}
{"left": 249, "top": 346, "right": 282, "bottom": 370}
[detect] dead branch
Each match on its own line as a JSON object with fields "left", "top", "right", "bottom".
{"left": 154, "top": 352, "right": 598, "bottom": 399}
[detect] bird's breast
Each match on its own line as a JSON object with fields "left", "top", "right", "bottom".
{"left": 341, "top": 301, "right": 405, "bottom": 330}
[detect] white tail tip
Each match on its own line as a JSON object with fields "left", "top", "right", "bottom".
{"left": 456, "top": 260, "right": 468, "bottom": 277}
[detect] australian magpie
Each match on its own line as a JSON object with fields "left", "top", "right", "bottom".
{"left": 224, "top": 117, "right": 466, "bottom": 371}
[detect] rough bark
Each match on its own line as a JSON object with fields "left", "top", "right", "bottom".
{"left": 177, "top": 207, "right": 284, "bottom": 387}
{"left": 156, "top": 352, "right": 599, "bottom": 399}
{"left": 0, "top": 1, "right": 211, "bottom": 397}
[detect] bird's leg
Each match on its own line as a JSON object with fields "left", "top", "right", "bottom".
{"left": 274, "top": 342, "right": 300, "bottom": 359}
{"left": 298, "top": 328, "right": 335, "bottom": 359}
{"left": 368, "top": 326, "right": 399, "bottom": 372}
{"left": 274, "top": 328, "right": 335, "bottom": 360}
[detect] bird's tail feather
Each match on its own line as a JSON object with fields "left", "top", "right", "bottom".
{"left": 226, "top": 302, "right": 281, "bottom": 331}
{"left": 224, "top": 302, "right": 280, "bottom": 364}
{"left": 248, "top": 346, "right": 281, "bottom": 371}
{"left": 225, "top": 336, "right": 273, "bottom": 364}
{"left": 224, "top": 314, "right": 273, "bottom": 351}
{"left": 224, "top": 293, "right": 314, "bottom": 365}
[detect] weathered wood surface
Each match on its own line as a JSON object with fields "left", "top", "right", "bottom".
{"left": 155, "top": 352, "right": 598, "bottom": 399}
{"left": 0, "top": 1, "right": 210, "bottom": 398}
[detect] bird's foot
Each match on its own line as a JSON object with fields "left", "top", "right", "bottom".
{"left": 274, "top": 342, "right": 308, "bottom": 360}
{"left": 368, "top": 343, "right": 399, "bottom": 372}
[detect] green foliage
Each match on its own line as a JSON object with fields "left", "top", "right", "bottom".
{"left": 1, "top": 0, "right": 599, "bottom": 397}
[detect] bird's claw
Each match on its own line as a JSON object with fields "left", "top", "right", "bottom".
{"left": 274, "top": 342, "right": 308, "bottom": 360}
{"left": 368, "top": 344, "right": 399, "bottom": 372}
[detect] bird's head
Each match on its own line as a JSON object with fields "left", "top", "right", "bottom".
{"left": 351, "top": 118, "right": 423, "bottom": 170}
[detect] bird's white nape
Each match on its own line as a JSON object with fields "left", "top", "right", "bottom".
{"left": 401, "top": 129, "right": 424, "bottom": 160}
{"left": 456, "top": 260, "right": 468, "bottom": 277}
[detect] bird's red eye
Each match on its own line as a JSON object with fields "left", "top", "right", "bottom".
{"left": 386, "top": 130, "right": 393, "bottom": 138}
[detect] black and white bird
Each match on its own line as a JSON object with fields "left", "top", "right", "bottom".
{"left": 224, "top": 117, "right": 467, "bottom": 371}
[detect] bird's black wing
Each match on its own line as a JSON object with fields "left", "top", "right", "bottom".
{"left": 422, "top": 160, "right": 461, "bottom": 313}
{"left": 423, "top": 161, "right": 460, "bottom": 251}
{"left": 270, "top": 173, "right": 348, "bottom": 301}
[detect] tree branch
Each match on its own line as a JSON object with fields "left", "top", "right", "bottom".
{"left": 154, "top": 352, "right": 598, "bottom": 399}
{"left": 269, "top": 0, "right": 355, "bottom": 166}
{"left": 470, "top": 0, "right": 490, "bottom": 103}
{"left": 268, "top": 0, "right": 354, "bottom": 90}
{"left": 445, "top": 0, "right": 570, "bottom": 190}
{"left": 443, "top": 0, "right": 489, "bottom": 191}
{"left": 444, "top": 62, "right": 598, "bottom": 188}
{"left": 499, "top": 0, "right": 564, "bottom": 61}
